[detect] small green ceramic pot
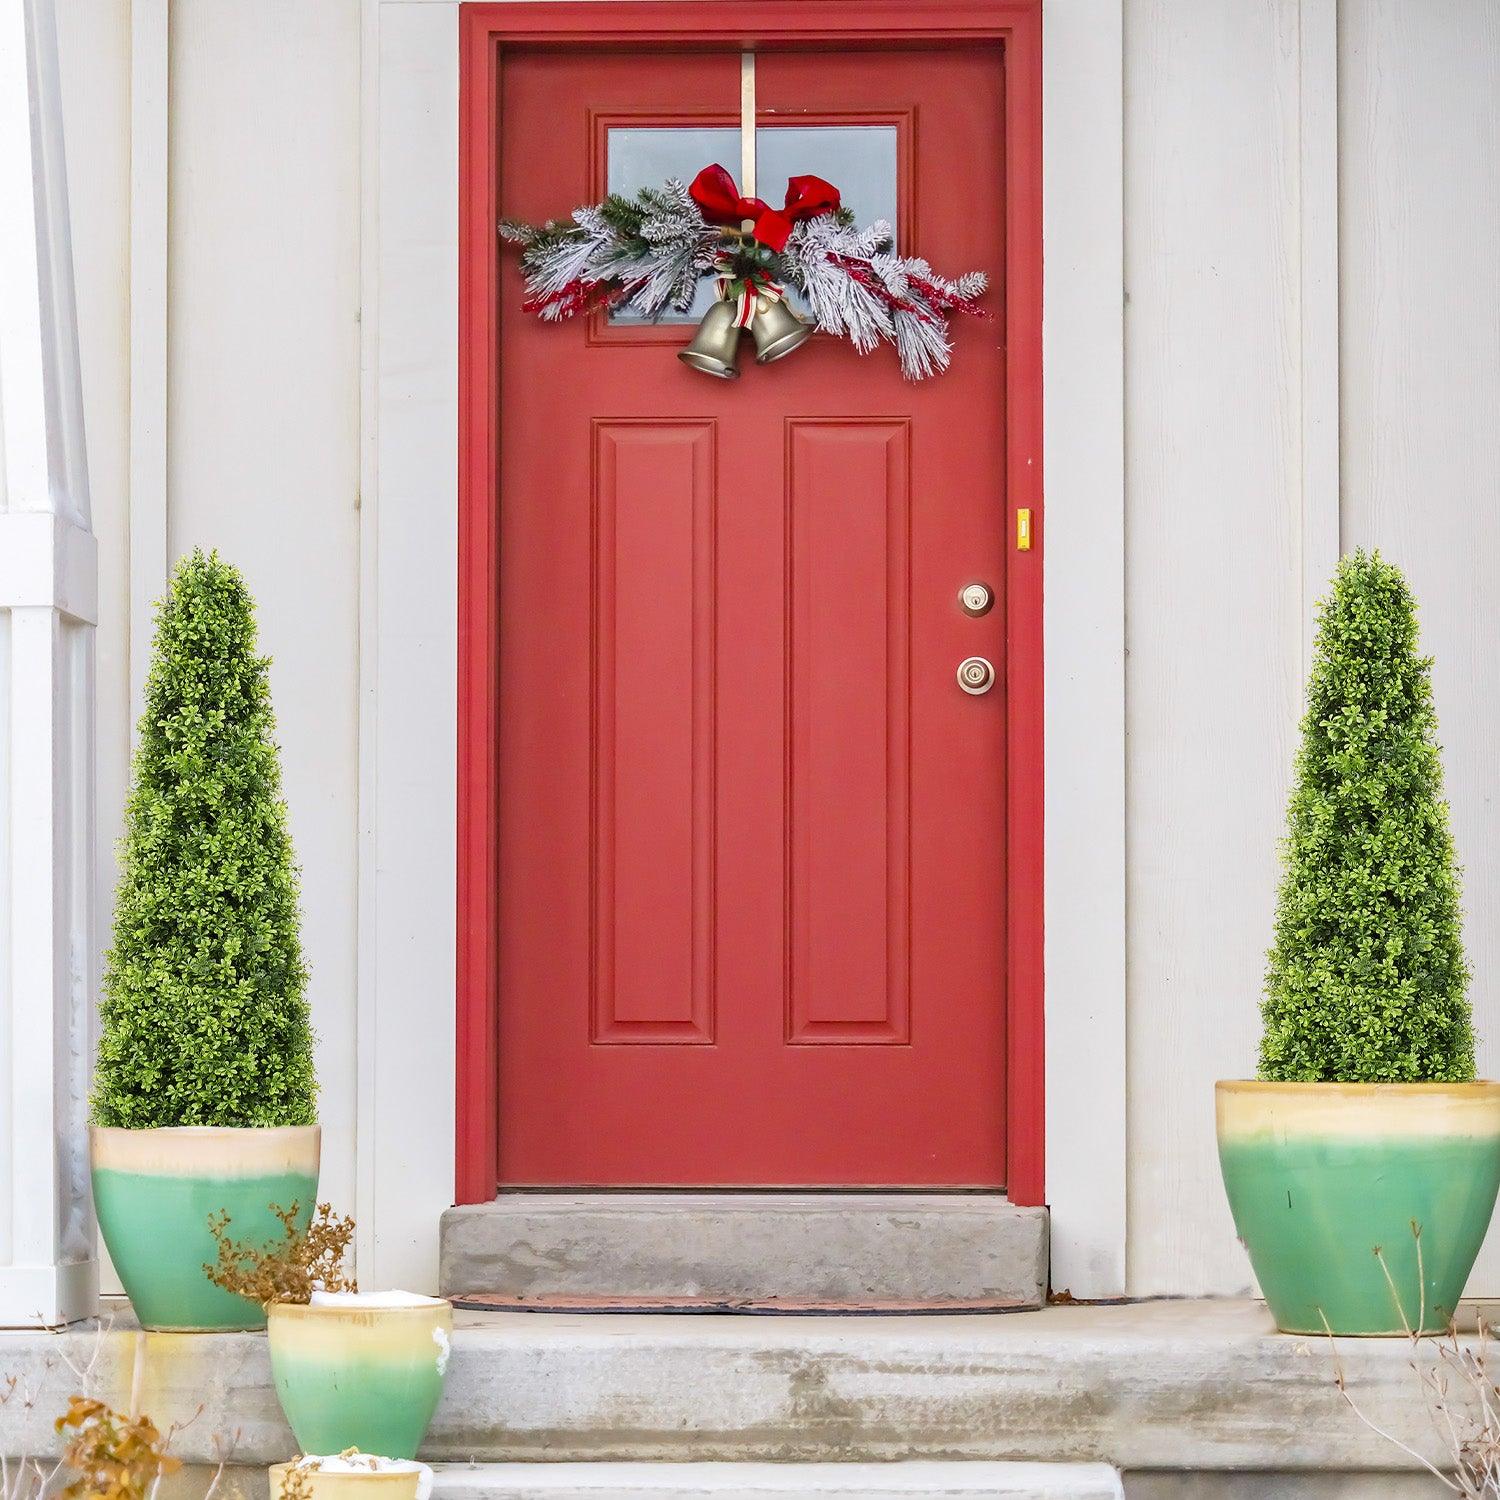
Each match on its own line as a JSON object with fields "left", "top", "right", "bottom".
{"left": 91, "top": 1125, "right": 320, "bottom": 1332}
{"left": 267, "top": 1300, "right": 453, "bottom": 1460}
{"left": 1217, "top": 1081, "right": 1500, "bottom": 1335}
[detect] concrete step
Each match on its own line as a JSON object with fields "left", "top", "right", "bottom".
{"left": 0, "top": 1299, "right": 1469, "bottom": 1475}
{"left": 439, "top": 1193, "right": 1048, "bottom": 1309}
{"left": 430, "top": 1462, "right": 1124, "bottom": 1499}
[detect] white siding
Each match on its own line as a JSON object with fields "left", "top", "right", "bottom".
{"left": 56, "top": 0, "right": 130, "bottom": 1295}
{"left": 57, "top": 0, "right": 363, "bottom": 1248}
{"left": 165, "top": 0, "right": 362, "bottom": 1221}
{"left": 1123, "top": 0, "right": 1305, "bottom": 1295}
{"left": 51, "top": 0, "right": 1500, "bottom": 1296}
{"left": 1339, "top": 0, "right": 1500, "bottom": 1292}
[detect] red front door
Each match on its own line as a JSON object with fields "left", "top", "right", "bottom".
{"left": 495, "top": 43, "right": 1009, "bottom": 1186}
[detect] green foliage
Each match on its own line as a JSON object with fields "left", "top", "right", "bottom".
{"left": 93, "top": 551, "right": 317, "bottom": 1128}
{"left": 1260, "top": 550, "right": 1474, "bottom": 1083}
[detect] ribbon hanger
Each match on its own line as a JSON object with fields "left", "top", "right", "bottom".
{"left": 741, "top": 51, "right": 756, "bottom": 208}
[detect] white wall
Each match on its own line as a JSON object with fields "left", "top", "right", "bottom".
{"left": 57, "top": 0, "right": 363, "bottom": 1261}
{"left": 1123, "top": 0, "right": 1308, "bottom": 1296}
{"left": 55, "top": 0, "right": 131, "bottom": 1297}
{"left": 1338, "top": 0, "right": 1500, "bottom": 1292}
{"left": 55, "top": 0, "right": 129, "bottom": 965}
{"left": 52, "top": 0, "right": 1500, "bottom": 1298}
{"left": 165, "top": 0, "right": 362, "bottom": 1223}
{"left": 1124, "top": 0, "right": 1500, "bottom": 1296}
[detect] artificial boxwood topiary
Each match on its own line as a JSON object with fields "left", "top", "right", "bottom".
{"left": 1259, "top": 549, "right": 1474, "bottom": 1084}
{"left": 93, "top": 549, "right": 317, "bottom": 1128}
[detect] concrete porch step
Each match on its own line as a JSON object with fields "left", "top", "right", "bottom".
{"left": 430, "top": 1462, "right": 1124, "bottom": 1499}
{"left": 0, "top": 1299, "right": 1469, "bottom": 1476}
{"left": 439, "top": 1194, "right": 1049, "bottom": 1309}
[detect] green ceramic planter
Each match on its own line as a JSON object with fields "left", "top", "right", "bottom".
{"left": 267, "top": 1300, "right": 453, "bottom": 1460}
{"left": 1217, "top": 1081, "right": 1500, "bottom": 1334}
{"left": 91, "top": 1125, "right": 320, "bottom": 1332}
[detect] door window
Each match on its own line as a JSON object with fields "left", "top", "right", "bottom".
{"left": 606, "top": 125, "right": 899, "bottom": 323}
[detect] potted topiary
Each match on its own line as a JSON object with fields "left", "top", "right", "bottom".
{"left": 90, "top": 550, "right": 320, "bottom": 1332}
{"left": 1218, "top": 550, "right": 1500, "bottom": 1335}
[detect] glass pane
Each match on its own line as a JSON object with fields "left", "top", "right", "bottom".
{"left": 758, "top": 126, "right": 898, "bottom": 237}
{"left": 606, "top": 125, "right": 899, "bottom": 325}
{"left": 607, "top": 128, "right": 740, "bottom": 326}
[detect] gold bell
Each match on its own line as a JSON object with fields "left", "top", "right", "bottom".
{"left": 677, "top": 300, "right": 743, "bottom": 379}
{"left": 750, "top": 297, "right": 813, "bottom": 364}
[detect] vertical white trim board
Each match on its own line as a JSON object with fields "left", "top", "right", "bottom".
{"left": 359, "top": 0, "right": 460, "bottom": 1293}
{"left": 128, "top": 0, "right": 168, "bottom": 724}
{"left": 1041, "top": 0, "right": 1127, "bottom": 1299}
{"left": 1297, "top": 0, "right": 1341, "bottom": 664}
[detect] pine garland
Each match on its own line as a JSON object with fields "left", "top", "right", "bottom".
{"left": 501, "top": 177, "right": 987, "bottom": 380}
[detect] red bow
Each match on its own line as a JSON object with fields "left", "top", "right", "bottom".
{"left": 688, "top": 164, "right": 841, "bottom": 252}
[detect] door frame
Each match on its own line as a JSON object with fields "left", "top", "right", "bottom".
{"left": 455, "top": 0, "right": 1045, "bottom": 1206}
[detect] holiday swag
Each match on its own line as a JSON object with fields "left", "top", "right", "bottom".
{"left": 500, "top": 164, "right": 988, "bottom": 380}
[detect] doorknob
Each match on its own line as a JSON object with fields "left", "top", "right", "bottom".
{"left": 957, "top": 656, "right": 995, "bottom": 695}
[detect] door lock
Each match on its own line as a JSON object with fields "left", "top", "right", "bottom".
{"left": 957, "top": 656, "right": 996, "bottom": 695}
{"left": 958, "top": 582, "right": 994, "bottom": 617}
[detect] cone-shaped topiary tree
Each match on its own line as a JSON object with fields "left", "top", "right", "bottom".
{"left": 1260, "top": 550, "right": 1474, "bottom": 1083}
{"left": 93, "top": 550, "right": 317, "bottom": 1127}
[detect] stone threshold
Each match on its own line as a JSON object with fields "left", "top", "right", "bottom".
{"left": 0, "top": 1299, "right": 1478, "bottom": 1474}
{"left": 440, "top": 1193, "right": 1049, "bottom": 1310}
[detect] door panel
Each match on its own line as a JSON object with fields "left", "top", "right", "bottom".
{"left": 591, "top": 421, "right": 717, "bottom": 1044}
{"left": 496, "top": 45, "right": 1008, "bottom": 1186}
{"left": 786, "top": 419, "right": 911, "bottom": 1045}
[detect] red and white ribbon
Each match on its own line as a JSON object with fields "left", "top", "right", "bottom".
{"left": 712, "top": 254, "right": 785, "bottom": 328}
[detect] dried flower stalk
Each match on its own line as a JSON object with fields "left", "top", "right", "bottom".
{"left": 1328, "top": 1234, "right": 1500, "bottom": 1496}
{"left": 55, "top": 1396, "right": 181, "bottom": 1500}
{"left": 204, "top": 1201, "right": 356, "bottom": 1307}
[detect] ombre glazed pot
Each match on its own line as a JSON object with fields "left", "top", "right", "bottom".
{"left": 269, "top": 1460, "right": 430, "bottom": 1500}
{"left": 91, "top": 1125, "right": 320, "bottom": 1332}
{"left": 267, "top": 1299, "right": 453, "bottom": 1460}
{"left": 1216, "top": 1081, "right": 1500, "bottom": 1335}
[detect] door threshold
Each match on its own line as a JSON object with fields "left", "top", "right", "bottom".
{"left": 440, "top": 1192, "right": 1048, "bottom": 1310}
{"left": 450, "top": 1292, "right": 1032, "bottom": 1315}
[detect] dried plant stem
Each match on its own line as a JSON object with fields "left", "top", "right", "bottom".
{"left": 1322, "top": 1309, "right": 1461, "bottom": 1493}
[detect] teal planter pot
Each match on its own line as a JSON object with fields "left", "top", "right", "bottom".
{"left": 268, "top": 1299, "right": 453, "bottom": 1460}
{"left": 91, "top": 1125, "right": 320, "bottom": 1332}
{"left": 1217, "top": 1081, "right": 1500, "bottom": 1335}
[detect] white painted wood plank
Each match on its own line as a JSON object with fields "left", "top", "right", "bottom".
{"left": 0, "top": 0, "right": 97, "bottom": 1325}
{"left": 127, "top": 0, "right": 167, "bottom": 732}
{"left": 1042, "top": 0, "right": 1127, "bottom": 1300}
{"left": 355, "top": 0, "right": 383, "bottom": 1298}
{"left": 363, "top": 0, "right": 459, "bottom": 1292}
{"left": 54, "top": 0, "right": 132, "bottom": 1301}
{"left": 1124, "top": 0, "right": 1304, "bottom": 1296}
{"left": 165, "top": 0, "right": 363, "bottom": 1229}
{"left": 1339, "top": 0, "right": 1500, "bottom": 1293}
{"left": 1297, "top": 0, "right": 1340, "bottom": 671}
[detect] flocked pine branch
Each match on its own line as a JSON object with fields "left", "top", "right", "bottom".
{"left": 500, "top": 178, "right": 988, "bottom": 377}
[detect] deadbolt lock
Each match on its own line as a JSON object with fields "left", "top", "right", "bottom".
{"left": 959, "top": 582, "right": 994, "bottom": 617}
{"left": 957, "top": 656, "right": 996, "bottom": 695}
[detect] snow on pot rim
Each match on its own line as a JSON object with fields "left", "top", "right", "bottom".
{"left": 308, "top": 1290, "right": 447, "bottom": 1308}
{"left": 270, "top": 1457, "right": 432, "bottom": 1500}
